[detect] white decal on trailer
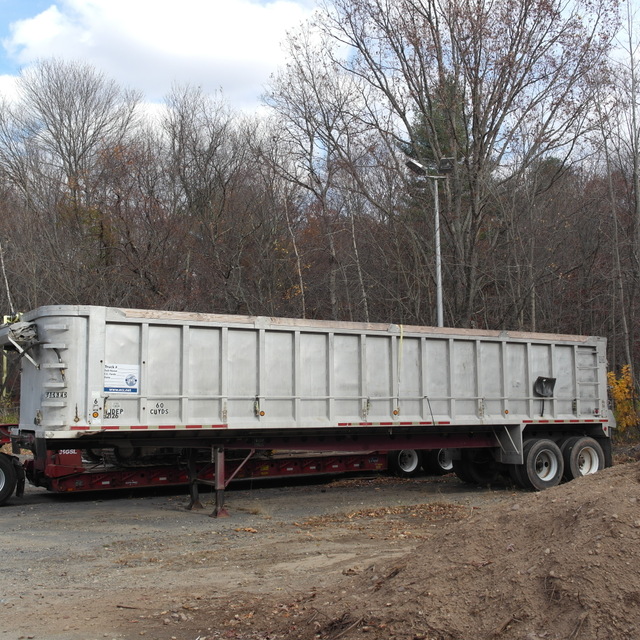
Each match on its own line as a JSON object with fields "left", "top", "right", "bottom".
{"left": 104, "top": 364, "right": 139, "bottom": 394}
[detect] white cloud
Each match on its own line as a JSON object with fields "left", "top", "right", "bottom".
{"left": 0, "top": 74, "right": 18, "bottom": 102}
{"left": 2, "top": 0, "right": 315, "bottom": 108}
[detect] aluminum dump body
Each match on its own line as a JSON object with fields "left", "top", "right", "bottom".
{"left": 9, "top": 306, "right": 610, "bottom": 438}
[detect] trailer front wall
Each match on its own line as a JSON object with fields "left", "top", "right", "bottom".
{"left": 17, "top": 306, "right": 608, "bottom": 436}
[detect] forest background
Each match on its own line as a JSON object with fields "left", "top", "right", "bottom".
{"left": 0, "top": 0, "right": 638, "bottom": 424}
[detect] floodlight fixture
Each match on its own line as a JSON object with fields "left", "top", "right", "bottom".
{"left": 405, "top": 158, "right": 427, "bottom": 176}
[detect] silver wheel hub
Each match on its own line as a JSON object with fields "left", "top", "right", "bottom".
{"left": 534, "top": 450, "right": 558, "bottom": 481}
{"left": 577, "top": 447, "right": 599, "bottom": 475}
{"left": 398, "top": 450, "right": 419, "bottom": 472}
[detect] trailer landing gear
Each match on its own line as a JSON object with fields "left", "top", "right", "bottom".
{"left": 185, "top": 447, "right": 229, "bottom": 518}
{"left": 186, "top": 450, "right": 204, "bottom": 511}
{"left": 211, "top": 447, "right": 229, "bottom": 518}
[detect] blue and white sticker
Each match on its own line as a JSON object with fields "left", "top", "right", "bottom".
{"left": 104, "top": 364, "right": 139, "bottom": 394}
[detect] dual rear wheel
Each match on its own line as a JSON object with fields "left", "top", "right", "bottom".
{"left": 388, "top": 448, "right": 455, "bottom": 477}
{"left": 388, "top": 436, "right": 605, "bottom": 488}
{"left": 509, "top": 436, "right": 605, "bottom": 491}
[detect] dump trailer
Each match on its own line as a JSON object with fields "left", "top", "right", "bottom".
{"left": 0, "top": 305, "right": 614, "bottom": 514}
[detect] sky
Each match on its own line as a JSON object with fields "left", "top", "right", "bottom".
{"left": 0, "top": 0, "right": 316, "bottom": 109}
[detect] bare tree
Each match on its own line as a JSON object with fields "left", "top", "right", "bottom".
{"left": 266, "top": 27, "right": 385, "bottom": 321}
{"left": 310, "top": 0, "right": 619, "bottom": 327}
{"left": 0, "top": 60, "right": 142, "bottom": 307}
{"left": 591, "top": 3, "right": 640, "bottom": 374}
{"left": 17, "top": 59, "right": 140, "bottom": 210}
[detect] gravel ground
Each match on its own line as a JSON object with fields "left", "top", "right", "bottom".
{"left": 4, "top": 461, "right": 639, "bottom": 640}
{"left": 0, "top": 472, "right": 515, "bottom": 640}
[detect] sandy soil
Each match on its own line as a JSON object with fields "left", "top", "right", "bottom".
{"left": 1, "top": 459, "right": 639, "bottom": 640}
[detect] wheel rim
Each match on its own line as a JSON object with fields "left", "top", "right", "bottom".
{"left": 533, "top": 449, "right": 559, "bottom": 481}
{"left": 576, "top": 446, "right": 600, "bottom": 475}
{"left": 398, "top": 450, "right": 419, "bottom": 473}
{"left": 0, "top": 467, "right": 4, "bottom": 492}
{"left": 437, "top": 449, "right": 453, "bottom": 471}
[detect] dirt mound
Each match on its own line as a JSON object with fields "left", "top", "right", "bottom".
{"left": 305, "top": 462, "right": 640, "bottom": 640}
{"left": 194, "top": 462, "right": 640, "bottom": 640}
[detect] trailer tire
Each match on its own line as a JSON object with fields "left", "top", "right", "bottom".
{"left": 520, "top": 439, "right": 564, "bottom": 491}
{"left": 0, "top": 454, "right": 17, "bottom": 505}
{"left": 424, "top": 449, "right": 454, "bottom": 475}
{"left": 508, "top": 462, "right": 529, "bottom": 489}
{"left": 388, "top": 449, "right": 422, "bottom": 477}
{"left": 453, "top": 449, "right": 499, "bottom": 485}
{"left": 561, "top": 437, "right": 604, "bottom": 481}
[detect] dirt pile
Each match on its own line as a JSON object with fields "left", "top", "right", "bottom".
{"left": 189, "top": 461, "right": 640, "bottom": 640}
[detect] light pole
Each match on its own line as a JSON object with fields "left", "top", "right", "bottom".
{"left": 405, "top": 157, "right": 454, "bottom": 328}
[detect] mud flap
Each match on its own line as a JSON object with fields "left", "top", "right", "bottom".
{"left": 12, "top": 457, "right": 25, "bottom": 497}
{"left": 599, "top": 437, "right": 613, "bottom": 468}
{"left": 495, "top": 425, "right": 523, "bottom": 465}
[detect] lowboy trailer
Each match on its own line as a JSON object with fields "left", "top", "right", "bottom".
{"left": 0, "top": 306, "right": 614, "bottom": 515}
